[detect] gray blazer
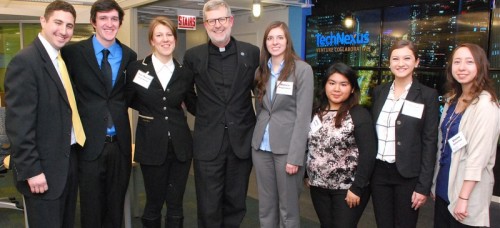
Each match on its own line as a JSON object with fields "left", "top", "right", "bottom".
{"left": 251, "top": 60, "right": 314, "bottom": 165}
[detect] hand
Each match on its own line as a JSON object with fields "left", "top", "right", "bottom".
{"left": 303, "top": 178, "right": 310, "bottom": 188}
{"left": 286, "top": 163, "right": 299, "bottom": 175}
{"left": 453, "top": 198, "right": 469, "bottom": 221}
{"left": 345, "top": 190, "right": 360, "bottom": 208}
{"left": 27, "top": 173, "right": 48, "bottom": 194}
{"left": 411, "top": 191, "right": 427, "bottom": 210}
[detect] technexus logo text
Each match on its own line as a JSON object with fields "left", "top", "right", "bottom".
{"left": 315, "top": 32, "right": 370, "bottom": 47}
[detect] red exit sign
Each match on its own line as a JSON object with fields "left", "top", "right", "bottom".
{"left": 178, "top": 15, "right": 196, "bottom": 30}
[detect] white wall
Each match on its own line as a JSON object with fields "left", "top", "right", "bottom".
{"left": 231, "top": 6, "right": 289, "bottom": 48}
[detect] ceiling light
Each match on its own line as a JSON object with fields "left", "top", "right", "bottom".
{"left": 252, "top": 0, "right": 261, "bottom": 18}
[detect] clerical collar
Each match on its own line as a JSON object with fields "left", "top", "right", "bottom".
{"left": 209, "top": 38, "right": 233, "bottom": 53}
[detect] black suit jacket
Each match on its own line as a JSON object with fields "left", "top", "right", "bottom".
{"left": 125, "top": 55, "right": 196, "bottom": 164}
{"left": 61, "top": 37, "right": 137, "bottom": 161}
{"left": 371, "top": 79, "right": 439, "bottom": 195}
{"left": 183, "top": 39, "right": 259, "bottom": 161}
{"left": 5, "top": 37, "right": 73, "bottom": 199}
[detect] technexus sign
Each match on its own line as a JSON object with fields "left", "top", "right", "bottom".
{"left": 314, "top": 32, "right": 370, "bottom": 53}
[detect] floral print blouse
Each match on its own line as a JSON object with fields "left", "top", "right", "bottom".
{"left": 307, "top": 110, "right": 359, "bottom": 190}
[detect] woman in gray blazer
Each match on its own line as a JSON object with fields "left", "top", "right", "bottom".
{"left": 252, "top": 21, "right": 314, "bottom": 228}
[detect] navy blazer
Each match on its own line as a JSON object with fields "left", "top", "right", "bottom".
{"left": 371, "top": 79, "right": 439, "bottom": 195}
{"left": 183, "top": 38, "right": 259, "bottom": 161}
{"left": 125, "top": 55, "right": 196, "bottom": 164}
{"left": 5, "top": 37, "right": 73, "bottom": 199}
{"left": 61, "top": 37, "right": 137, "bottom": 161}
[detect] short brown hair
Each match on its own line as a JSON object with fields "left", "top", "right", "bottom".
{"left": 44, "top": 0, "right": 76, "bottom": 21}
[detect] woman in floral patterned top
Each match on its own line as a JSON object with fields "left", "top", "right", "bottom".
{"left": 306, "top": 62, "right": 377, "bottom": 228}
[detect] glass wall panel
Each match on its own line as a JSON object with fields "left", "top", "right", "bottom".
{"left": 0, "top": 24, "right": 21, "bottom": 97}
{"left": 305, "top": 9, "right": 382, "bottom": 68}
{"left": 22, "top": 23, "right": 39, "bottom": 47}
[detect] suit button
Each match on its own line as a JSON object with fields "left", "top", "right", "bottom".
{"left": 396, "top": 120, "right": 401, "bottom": 125}
{"left": 163, "top": 97, "right": 166, "bottom": 101}
{"left": 165, "top": 116, "right": 168, "bottom": 120}
{"left": 167, "top": 89, "right": 170, "bottom": 92}
{"left": 163, "top": 107, "right": 167, "bottom": 110}
{"left": 397, "top": 141, "right": 401, "bottom": 146}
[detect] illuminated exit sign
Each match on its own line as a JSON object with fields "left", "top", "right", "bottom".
{"left": 178, "top": 15, "right": 197, "bottom": 30}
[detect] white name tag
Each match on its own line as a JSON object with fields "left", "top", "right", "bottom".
{"left": 276, "top": 81, "right": 293, "bottom": 95}
{"left": 310, "top": 115, "right": 322, "bottom": 133}
{"left": 449, "top": 131, "right": 467, "bottom": 153}
{"left": 402, "top": 100, "right": 424, "bottom": 119}
{"left": 133, "top": 70, "right": 154, "bottom": 89}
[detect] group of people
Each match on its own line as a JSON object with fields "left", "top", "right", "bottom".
{"left": 3, "top": 0, "right": 499, "bottom": 228}
{"left": 304, "top": 40, "right": 499, "bottom": 228}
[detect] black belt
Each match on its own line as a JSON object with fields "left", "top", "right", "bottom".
{"left": 105, "top": 135, "right": 117, "bottom": 143}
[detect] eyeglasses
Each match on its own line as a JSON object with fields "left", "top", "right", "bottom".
{"left": 205, "top": 17, "right": 231, "bottom": 26}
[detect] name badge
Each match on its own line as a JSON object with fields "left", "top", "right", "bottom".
{"left": 276, "top": 81, "right": 293, "bottom": 95}
{"left": 310, "top": 115, "right": 322, "bottom": 133}
{"left": 449, "top": 131, "right": 467, "bottom": 153}
{"left": 402, "top": 100, "right": 424, "bottom": 119}
{"left": 133, "top": 70, "right": 154, "bottom": 89}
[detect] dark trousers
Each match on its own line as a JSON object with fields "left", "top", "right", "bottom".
{"left": 24, "top": 146, "right": 78, "bottom": 228}
{"left": 310, "top": 186, "right": 370, "bottom": 228}
{"left": 434, "top": 196, "right": 479, "bottom": 228}
{"left": 193, "top": 130, "right": 253, "bottom": 228}
{"left": 78, "top": 141, "right": 131, "bottom": 228}
{"left": 140, "top": 141, "right": 191, "bottom": 221}
{"left": 371, "top": 160, "right": 419, "bottom": 228}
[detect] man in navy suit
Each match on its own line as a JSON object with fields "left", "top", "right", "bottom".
{"left": 183, "top": 0, "right": 260, "bottom": 227}
{"left": 5, "top": 1, "right": 81, "bottom": 227}
{"left": 61, "top": 0, "right": 137, "bottom": 227}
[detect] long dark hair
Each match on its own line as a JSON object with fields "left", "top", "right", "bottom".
{"left": 446, "top": 43, "right": 498, "bottom": 105}
{"left": 313, "top": 62, "right": 360, "bottom": 128}
{"left": 255, "top": 21, "right": 300, "bottom": 102}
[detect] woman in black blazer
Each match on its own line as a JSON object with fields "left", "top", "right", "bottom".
{"left": 370, "top": 40, "right": 439, "bottom": 228}
{"left": 125, "top": 16, "right": 196, "bottom": 228}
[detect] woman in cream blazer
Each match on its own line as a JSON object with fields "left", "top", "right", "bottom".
{"left": 432, "top": 43, "right": 500, "bottom": 227}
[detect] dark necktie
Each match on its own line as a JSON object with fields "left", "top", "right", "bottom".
{"left": 101, "top": 49, "right": 114, "bottom": 128}
{"left": 101, "top": 49, "right": 112, "bottom": 90}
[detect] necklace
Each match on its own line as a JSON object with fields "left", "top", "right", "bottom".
{"left": 442, "top": 103, "right": 462, "bottom": 151}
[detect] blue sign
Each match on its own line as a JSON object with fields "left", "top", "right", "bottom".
{"left": 315, "top": 32, "right": 370, "bottom": 47}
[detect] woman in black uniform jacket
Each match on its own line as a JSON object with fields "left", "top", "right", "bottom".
{"left": 370, "top": 40, "right": 439, "bottom": 228}
{"left": 125, "top": 16, "right": 196, "bottom": 228}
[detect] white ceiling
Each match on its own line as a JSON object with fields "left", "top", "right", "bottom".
{"left": 136, "top": 0, "right": 310, "bottom": 23}
{"left": 0, "top": 0, "right": 312, "bottom": 22}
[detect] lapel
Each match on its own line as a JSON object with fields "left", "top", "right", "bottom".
{"left": 373, "top": 83, "right": 391, "bottom": 121}
{"left": 404, "top": 79, "right": 422, "bottom": 103}
{"left": 81, "top": 37, "right": 107, "bottom": 90}
{"left": 113, "top": 39, "right": 130, "bottom": 95}
{"left": 167, "top": 59, "right": 183, "bottom": 88}
{"left": 34, "top": 37, "right": 70, "bottom": 107}
{"left": 227, "top": 40, "right": 251, "bottom": 101}
{"left": 139, "top": 55, "right": 163, "bottom": 94}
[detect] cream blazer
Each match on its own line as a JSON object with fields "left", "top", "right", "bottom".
{"left": 432, "top": 91, "right": 500, "bottom": 227}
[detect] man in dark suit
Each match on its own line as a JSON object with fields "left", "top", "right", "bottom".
{"left": 183, "top": 0, "right": 259, "bottom": 227}
{"left": 5, "top": 1, "right": 82, "bottom": 227}
{"left": 61, "top": 0, "right": 137, "bottom": 227}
